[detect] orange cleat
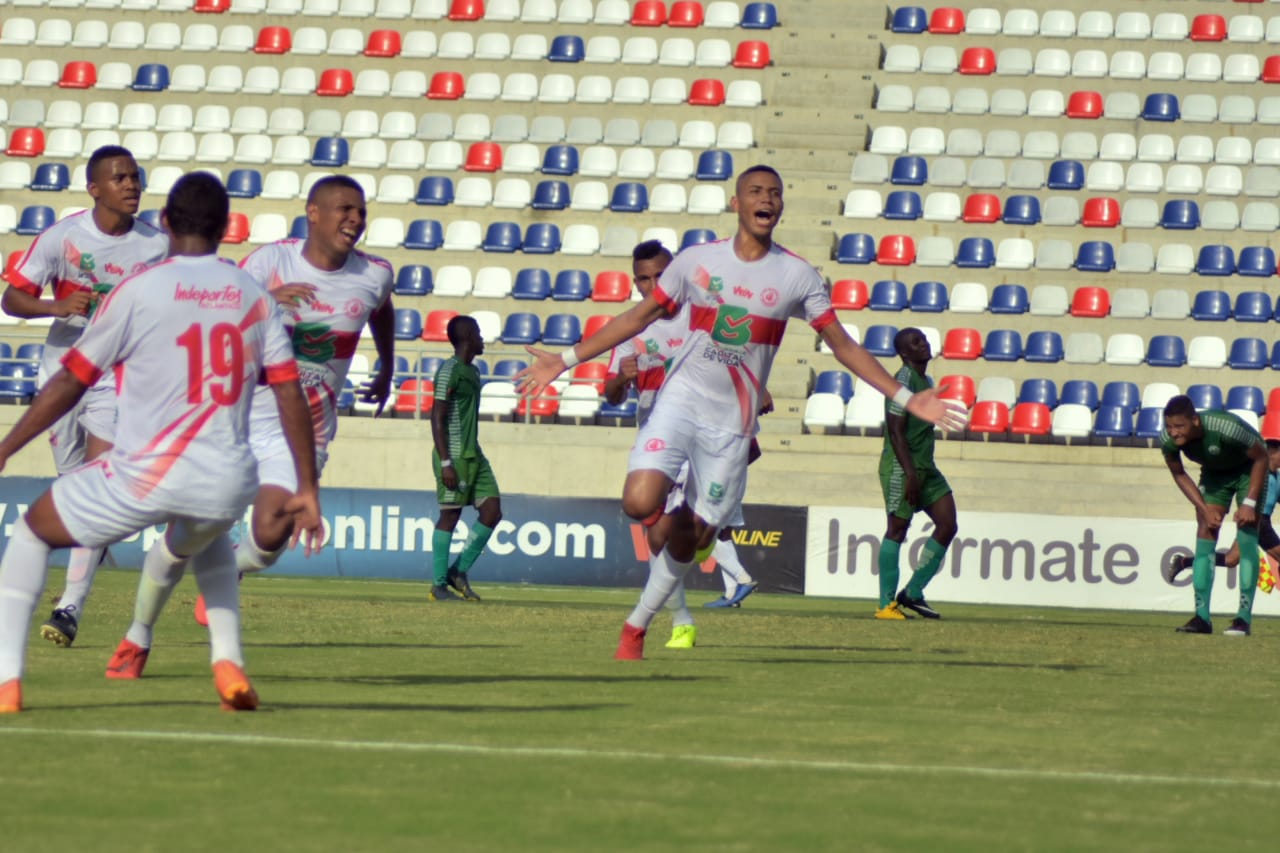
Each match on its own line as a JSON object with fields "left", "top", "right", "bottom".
{"left": 614, "top": 623, "right": 646, "bottom": 660}
{"left": 193, "top": 594, "right": 208, "bottom": 627}
{"left": 213, "top": 660, "right": 259, "bottom": 711}
{"left": 105, "top": 638, "right": 150, "bottom": 680}
{"left": 0, "top": 678, "right": 22, "bottom": 713}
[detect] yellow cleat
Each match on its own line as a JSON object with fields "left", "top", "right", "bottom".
{"left": 665, "top": 624, "right": 697, "bottom": 649}
{"left": 874, "top": 602, "right": 910, "bottom": 620}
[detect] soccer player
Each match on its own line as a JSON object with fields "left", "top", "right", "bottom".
{"left": 1, "top": 145, "right": 168, "bottom": 647}
{"left": 876, "top": 327, "right": 958, "bottom": 621}
{"left": 518, "top": 165, "right": 965, "bottom": 659}
{"left": 428, "top": 315, "right": 500, "bottom": 602}
{"left": 1160, "top": 395, "right": 1267, "bottom": 636}
{"left": 0, "top": 173, "right": 323, "bottom": 714}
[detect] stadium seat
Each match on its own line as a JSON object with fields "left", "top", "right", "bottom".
{"left": 1075, "top": 241, "right": 1115, "bottom": 272}
{"left": 889, "top": 156, "right": 926, "bottom": 187}
{"left": 868, "top": 280, "right": 908, "bottom": 312}
{"left": 962, "top": 194, "right": 1001, "bottom": 223}
{"left": 1134, "top": 408, "right": 1164, "bottom": 442}
{"left": 427, "top": 71, "right": 465, "bottom": 99}
{"left": 449, "top": 0, "right": 484, "bottom": 20}
{"left": 1104, "top": 334, "right": 1144, "bottom": 367}
{"left": 311, "top": 137, "right": 349, "bottom": 167}
{"left": 989, "top": 284, "right": 1029, "bottom": 314}
{"left": 967, "top": 401, "right": 1009, "bottom": 437}
{"left": 1058, "top": 381, "right": 1099, "bottom": 413}
{"left": 959, "top": 47, "right": 995, "bottom": 75}
{"left": 508, "top": 268, "right": 549, "bottom": 301}
{"left": 908, "top": 281, "right": 947, "bottom": 313}
{"left": 813, "top": 371, "right": 854, "bottom": 404}
{"left": 479, "top": 221, "right": 520, "bottom": 253}
{"left": 732, "top": 40, "right": 770, "bottom": 68}
{"left": 941, "top": 328, "right": 981, "bottom": 360}
{"left": 835, "top": 233, "right": 875, "bottom": 265}
{"left": 223, "top": 213, "right": 249, "bottom": 244}
{"left": 1147, "top": 335, "right": 1187, "bottom": 367}
{"left": 1081, "top": 197, "right": 1119, "bottom": 228}
{"left": 1227, "top": 386, "right": 1266, "bottom": 416}
{"left": 1047, "top": 161, "right": 1084, "bottom": 190}
{"left": 531, "top": 180, "right": 570, "bottom": 211}
{"left": 1191, "top": 15, "right": 1226, "bottom": 42}
{"left": 883, "top": 191, "right": 922, "bottom": 221}
{"left": 983, "top": 330, "right": 1022, "bottom": 362}
{"left": 316, "top": 68, "right": 354, "bottom": 96}
{"left": 1233, "top": 291, "right": 1273, "bottom": 323}
{"left": 1070, "top": 287, "right": 1110, "bottom": 318}
{"left": 401, "top": 219, "right": 442, "bottom": 251}
{"left": 1142, "top": 93, "right": 1179, "bottom": 122}
{"left": 58, "top": 61, "right": 97, "bottom": 89}
{"left": 1099, "top": 382, "right": 1138, "bottom": 414}
{"left": 523, "top": 223, "right": 562, "bottom": 254}
{"left": 955, "top": 237, "right": 994, "bottom": 269}
{"left": 688, "top": 79, "right": 725, "bottom": 106}
{"left": 891, "top": 7, "right": 927, "bottom": 34}
{"left": 15, "top": 205, "right": 55, "bottom": 235}
{"left": 1238, "top": 247, "right": 1277, "bottom": 277}
{"left": 1092, "top": 406, "right": 1134, "bottom": 442}
{"left": 546, "top": 269, "right": 588, "bottom": 302}
{"left": 542, "top": 314, "right": 582, "bottom": 346}
{"left": 876, "top": 235, "right": 914, "bottom": 266}
{"left": 1231, "top": 338, "right": 1269, "bottom": 370}
{"left": 589, "top": 271, "right": 629, "bottom": 303}
{"left": 680, "top": 228, "right": 716, "bottom": 250}
{"left": 1024, "top": 331, "right": 1064, "bottom": 363}
{"left": 1186, "top": 384, "right": 1224, "bottom": 412}
{"left": 1188, "top": 336, "right": 1227, "bottom": 370}
{"left": 29, "top": 163, "right": 69, "bottom": 193}
{"left": 415, "top": 176, "right": 454, "bottom": 205}
{"left": 394, "top": 265, "right": 432, "bottom": 296}
{"left": 948, "top": 283, "right": 987, "bottom": 314}
{"left": 741, "top": 2, "right": 777, "bottom": 29}
{"left": 831, "top": 279, "right": 868, "bottom": 311}
{"left": 1010, "top": 403, "right": 1051, "bottom": 438}
{"left": 1196, "top": 245, "right": 1236, "bottom": 276}
{"left": 393, "top": 308, "right": 424, "bottom": 340}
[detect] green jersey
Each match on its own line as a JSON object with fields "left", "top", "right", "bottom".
{"left": 1160, "top": 409, "right": 1262, "bottom": 472}
{"left": 434, "top": 356, "right": 482, "bottom": 460}
{"left": 882, "top": 364, "right": 935, "bottom": 463}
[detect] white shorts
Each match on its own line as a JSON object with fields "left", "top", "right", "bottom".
{"left": 39, "top": 364, "right": 116, "bottom": 474}
{"left": 629, "top": 409, "right": 751, "bottom": 529}
{"left": 79, "top": 380, "right": 118, "bottom": 445}
{"left": 251, "top": 431, "right": 329, "bottom": 492}
{"left": 52, "top": 459, "right": 241, "bottom": 549}
{"left": 665, "top": 463, "right": 746, "bottom": 528}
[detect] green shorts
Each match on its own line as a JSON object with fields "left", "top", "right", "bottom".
{"left": 879, "top": 455, "right": 952, "bottom": 521}
{"left": 1199, "top": 468, "right": 1251, "bottom": 509}
{"left": 434, "top": 453, "right": 500, "bottom": 509}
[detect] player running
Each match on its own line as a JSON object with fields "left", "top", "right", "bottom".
{"left": 1, "top": 145, "right": 168, "bottom": 647}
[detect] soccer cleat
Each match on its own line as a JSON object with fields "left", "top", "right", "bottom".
{"left": 874, "top": 602, "right": 911, "bottom": 620}
{"left": 446, "top": 567, "right": 481, "bottom": 601}
{"left": 1162, "top": 554, "right": 1193, "bottom": 585}
{"left": 726, "top": 581, "right": 758, "bottom": 607}
{"left": 428, "top": 583, "right": 463, "bottom": 602}
{"left": 665, "top": 624, "right": 697, "bottom": 649}
{"left": 39, "top": 607, "right": 79, "bottom": 647}
{"left": 0, "top": 679, "right": 22, "bottom": 714}
{"left": 896, "top": 589, "right": 942, "bottom": 620}
{"left": 193, "top": 594, "right": 208, "bottom": 627}
{"left": 105, "top": 638, "right": 150, "bottom": 679}
{"left": 212, "top": 660, "right": 259, "bottom": 711}
{"left": 704, "top": 595, "right": 734, "bottom": 608}
{"left": 615, "top": 623, "right": 646, "bottom": 660}
{"left": 1175, "top": 615, "right": 1213, "bottom": 635}
{"left": 1224, "top": 617, "right": 1252, "bottom": 637}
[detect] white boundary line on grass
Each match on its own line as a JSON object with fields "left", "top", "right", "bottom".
{"left": 2, "top": 726, "right": 1277, "bottom": 790}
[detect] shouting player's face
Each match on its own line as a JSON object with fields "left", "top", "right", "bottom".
{"left": 731, "top": 170, "right": 784, "bottom": 242}
{"left": 88, "top": 156, "right": 142, "bottom": 219}
{"left": 307, "top": 186, "right": 367, "bottom": 256}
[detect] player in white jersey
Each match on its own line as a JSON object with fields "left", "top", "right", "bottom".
{"left": 0, "top": 173, "right": 323, "bottom": 714}
{"left": 520, "top": 165, "right": 966, "bottom": 659}
{"left": 1, "top": 146, "right": 169, "bottom": 648}
{"left": 188, "top": 175, "right": 395, "bottom": 625}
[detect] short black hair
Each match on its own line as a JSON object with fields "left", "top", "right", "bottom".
{"left": 632, "top": 239, "right": 672, "bottom": 264}
{"left": 87, "top": 145, "right": 136, "bottom": 184}
{"left": 306, "top": 174, "right": 365, "bottom": 205}
{"left": 446, "top": 314, "right": 479, "bottom": 347}
{"left": 163, "top": 172, "right": 229, "bottom": 241}
{"left": 1266, "top": 439, "right": 1280, "bottom": 450}
{"left": 893, "top": 327, "right": 923, "bottom": 356}
{"left": 1163, "top": 395, "right": 1198, "bottom": 420}
{"left": 735, "top": 164, "right": 782, "bottom": 193}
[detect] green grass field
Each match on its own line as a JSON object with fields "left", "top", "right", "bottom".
{"left": 2, "top": 568, "right": 1278, "bottom": 852}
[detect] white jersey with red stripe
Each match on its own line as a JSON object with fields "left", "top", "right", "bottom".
{"left": 605, "top": 302, "right": 690, "bottom": 427}
{"left": 238, "top": 240, "right": 393, "bottom": 455}
{"left": 3, "top": 210, "right": 167, "bottom": 370}
{"left": 652, "top": 238, "right": 835, "bottom": 436}
{"left": 61, "top": 254, "right": 299, "bottom": 519}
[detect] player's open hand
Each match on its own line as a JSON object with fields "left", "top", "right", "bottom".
{"left": 283, "top": 489, "right": 325, "bottom": 556}
{"left": 905, "top": 387, "right": 968, "bottom": 432}
{"left": 514, "top": 346, "right": 568, "bottom": 397}
{"left": 271, "top": 283, "right": 318, "bottom": 308}
{"left": 358, "top": 367, "right": 393, "bottom": 417}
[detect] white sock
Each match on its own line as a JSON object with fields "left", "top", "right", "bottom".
{"left": 627, "top": 549, "right": 693, "bottom": 630}
{"left": 194, "top": 535, "right": 243, "bottom": 667}
{"left": 55, "top": 546, "right": 105, "bottom": 616}
{"left": 125, "top": 535, "right": 188, "bottom": 649}
{"left": 234, "top": 527, "right": 286, "bottom": 575}
{"left": 665, "top": 579, "right": 694, "bottom": 627}
{"left": 713, "top": 539, "right": 753, "bottom": 595}
{"left": 0, "top": 518, "right": 52, "bottom": 682}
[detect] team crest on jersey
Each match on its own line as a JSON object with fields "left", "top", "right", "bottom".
{"left": 292, "top": 321, "right": 338, "bottom": 363}
{"left": 1209, "top": 445, "right": 1221, "bottom": 455}
{"left": 644, "top": 438, "right": 666, "bottom": 452}
{"left": 708, "top": 276, "right": 725, "bottom": 294}
{"left": 762, "top": 288, "right": 779, "bottom": 307}
{"left": 78, "top": 252, "right": 95, "bottom": 273}
{"left": 344, "top": 298, "right": 364, "bottom": 318}
{"left": 708, "top": 482, "right": 725, "bottom": 501}
{"left": 645, "top": 339, "right": 660, "bottom": 354}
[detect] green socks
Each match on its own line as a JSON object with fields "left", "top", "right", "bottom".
{"left": 906, "top": 538, "right": 948, "bottom": 599}
{"left": 432, "top": 528, "right": 452, "bottom": 585}
{"left": 1192, "top": 537, "right": 1217, "bottom": 622}
{"left": 878, "top": 539, "right": 901, "bottom": 608}
{"left": 1236, "top": 526, "right": 1259, "bottom": 625}
{"left": 457, "top": 522, "right": 495, "bottom": 574}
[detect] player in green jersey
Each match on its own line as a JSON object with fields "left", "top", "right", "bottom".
{"left": 429, "top": 315, "right": 501, "bottom": 602}
{"left": 876, "top": 328, "right": 957, "bottom": 621}
{"left": 1161, "top": 395, "right": 1267, "bottom": 635}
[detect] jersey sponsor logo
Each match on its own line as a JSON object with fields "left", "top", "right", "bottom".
{"left": 644, "top": 438, "right": 666, "bottom": 452}
{"left": 708, "top": 482, "right": 725, "bottom": 501}
{"left": 644, "top": 338, "right": 660, "bottom": 354}
{"left": 708, "top": 275, "right": 725, "bottom": 294}
{"left": 105, "top": 262, "right": 124, "bottom": 276}
{"left": 701, "top": 345, "right": 743, "bottom": 367}
{"left": 311, "top": 299, "right": 337, "bottom": 314}
{"left": 732, "top": 285, "right": 754, "bottom": 300}
{"left": 762, "top": 287, "right": 779, "bottom": 307}
{"left": 77, "top": 251, "right": 96, "bottom": 274}
{"left": 709, "top": 304, "right": 753, "bottom": 347}
{"left": 291, "top": 322, "right": 338, "bottom": 364}
{"left": 174, "top": 283, "right": 244, "bottom": 310}
{"left": 1209, "top": 444, "right": 1221, "bottom": 455}
{"left": 666, "top": 337, "right": 683, "bottom": 349}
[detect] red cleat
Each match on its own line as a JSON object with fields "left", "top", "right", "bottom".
{"left": 615, "top": 623, "right": 647, "bottom": 660}
{"left": 193, "top": 594, "right": 208, "bottom": 627}
{"left": 0, "top": 678, "right": 22, "bottom": 713}
{"left": 105, "top": 638, "right": 150, "bottom": 679}
{"left": 213, "top": 660, "right": 259, "bottom": 711}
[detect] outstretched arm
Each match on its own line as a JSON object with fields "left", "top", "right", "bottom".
{"left": 0, "top": 370, "right": 88, "bottom": 472}
{"left": 2, "top": 284, "right": 93, "bottom": 320}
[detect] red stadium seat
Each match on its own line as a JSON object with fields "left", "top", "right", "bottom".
{"left": 1010, "top": 402, "right": 1051, "bottom": 436}
{"left": 428, "top": 71, "right": 465, "bottom": 99}
{"left": 928, "top": 7, "right": 965, "bottom": 34}
{"left": 959, "top": 47, "right": 996, "bottom": 75}
{"left": 831, "top": 279, "right": 868, "bottom": 310}
{"left": 941, "top": 328, "right": 982, "bottom": 360}
{"left": 572, "top": 361, "right": 608, "bottom": 393}
{"left": 448, "top": 0, "right": 484, "bottom": 20}
{"left": 365, "top": 30, "right": 402, "bottom": 58}
{"left": 394, "top": 379, "right": 434, "bottom": 415}
{"left": 1071, "top": 286, "right": 1111, "bottom": 318}
{"left": 583, "top": 314, "right": 612, "bottom": 339}
{"left": 254, "top": 26, "right": 292, "bottom": 54}
{"left": 1081, "top": 197, "right": 1120, "bottom": 228}
{"left": 937, "top": 375, "right": 976, "bottom": 409}
{"left": 1066, "top": 91, "right": 1103, "bottom": 119}
{"left": 669, "top": 1, "right": 704, "bottom": 27}
{"left": 58, "top": 61, "right": 96, "bottom": 89}
{"left": 194, "top": 0, "right": 231, "bottom": 11}
{"left": 422, "top": 310, "right": 458, "bottom": 342}
{"left": 968, "top": 401, "right": 1009, "bottom": 435}
{"left": 224, "top": 212, "right": 249, "bottom": 244}
{"left": 876, "top": 234, "right": 915, "bottom": 266}
{"left": 517, "top": 385, "right": 559, "bottom": 418}
{"left": 631, "top": 0, "right": 668, "bottom": 26}
{"left": 591, "top": 271, "right": 630, "bottom": 302}
{"left": 688, "top": 79, "right": 726, "bottom": 106}
{"left": 5, "top": 128, "right": 45, "bottom": 158}
{"left": 1262, "top": 410, "right": 1280, "bottom": 441}
{"left": 962, "top": 194, "right": 1001, "bottom": 223}
{"left": 1268, "top": 388, "right": 1280, "bottom": 414}
{"left": 733, "top": 40, "right": 771, "bottom": 68}
{"left": 1264, "top": 57, "right": 1280, "bottom": 83}
{"left": 1190, "top": 15, "right": 1227, "bottom": 41}
{"left": 464, "top": 142, "right": 503, "bottom": 172}
{"left": 316, "top": 68, "right": 354, "bottom": 96}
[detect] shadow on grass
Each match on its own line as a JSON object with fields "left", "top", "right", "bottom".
{"left": 263, "top": 673, "right": 717, "bottom": 687}
{"left": 20, "top": 700, "right": 628, "bottom": 714}
{"left": 247, "top": 642, "right": 517, "bottom": 651}
{"left": 734, "top": 644, "right": 914, "bottom": 653}
{"left": 732, "top": 658, "right": 1099, "bottom": 672}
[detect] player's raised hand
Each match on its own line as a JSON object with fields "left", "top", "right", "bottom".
{"left": 271, "top": 282, "right": 318, "bottom": 307}
{"left": 358, "top": 365, "right": 393, "bottom": 417}
{"left": 515, "top": 345, "right": 568, "bottom": 396}
{"left": 905, "top": 387, "right": 968, "bottom": 432}
{"left": 283, "top": 489, "right": 325, "bottom": 557}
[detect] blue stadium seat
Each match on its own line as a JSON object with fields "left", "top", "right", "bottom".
{"left": 680, "top": 228, "right": 716, "bottom": 250}
{"left": 1233, "top": 291, "right": 1272, "bottom": 323}
{"left": 30, "top": 163, "right": 70, "bottom": 192}
{"left": 482, "top": 221, "right": 522, "bottom": 253}
{"left": 1270, "top": 341, "right": 1280, "bottom": 370}
{"left": 473, "top": 359, "right": 488, "bottom": 377}
{"left": 225, "top": 168, "right": 262, "bottom": 199}
{"left": 132, "top": 63, "right": 170, "bottom": 92}
{"left": 0, "top": 342, "right": 10, "bottom": 364}
{"left": 1075, "top": 241, "right": 1115, "bottom": 272}
{"left": 1238, "top": 246, "right": 1277, "bottom": 278}
{"left": 1047, "top": 160, "right": 1084, "bottom": 190}
{"left": 1186, "top": 384, "right": 1223, "bottom": 411}
{"left": 512, "top": 268, "right": 551, "bottom": 300}
{"left": 542, "top": 313, "right": 582, "bottom": 346}
{"left": 1231, "top": 337, "right": 1269, "bottom": 370}
{"left": 393, "top": 308, "right": 423, "bottom": 340}
{"left": 416, "top": 176, "right": 454, "bottom": 205}
{"left": 1100, "top": 381, "right": 1139, "bottom": 412}
{"left": 552, "top": 269, "right": 591, "bottom": 301}
{"left": 1160, "top": 200, "right": 1199, "bottom": 230}
{"left": 500, "top": 313, "right": 542, "bottom": 345}
{"left": 1135, "top": 407, "right": 1164, "bottom": 440}
{"left": 983, "top": 330, "right": 1023, "bottom": 362}
{"left": 1196, "top": 245, "right": 1235, "bottom": 276}
{"left": 0, "top": 363, "right": 37, "bottom": 401}
{"left": 836, "top": 233, "right": 875, "bottom": 264}
{"left": 1018, "top": 379, "right": 1058, "bottom": 409}
{"left": 531, "top": 180, "right": 570, "bottom": 210}
{"left": 394, "top": 265, "right": 433, "bottom": 296}
{"left": 15, "top": 343, "right": 43, "bottom": 363}
{"left": 138, "top": 209, "right": 163, "bottom": 230}
{"left": 1002, "top": 195, "right": 1041, "bottom": 225}
{"left": 1227, "top": 385, "right": 1266, "bottom": 415}
{"left": 989, "top": 284, "right": 1030, "bottom": 314}
{"left": 404, "top": 219, "right": 444, "bottom": 250}
{"left": 869, "top": 279, "right": 908, "bottom": 311}
{"left": 15, "top": 205, "right": 55, "bottom": 235}
{"left": 311, "top": 137, "right": 349, "bottom": 167}
{"left": 1061, "top": 380, "right": 1100, "bottom": 410}
{"left": 883, "top": 190, "right": 922, "bottom": 220}
{"left": 863, "top": 325, "right": 898, "bottom": 357}
{"left": 890, "top": 156, "right": 927, "bottom": 186}
{"left": 548, "top": 35, "right": 585, "bottom": 62}
{"left": 742, "top": 2, "right": 779, "bottom": 29}
{"left": 523, "top": 223, "right": 561, "bottom": 254}
{"left": 419, "top": 357, "right": 445, "bottom": 381}
{"left": 610, "top": 182, "right": 649, "bottom": 213}
{"left": 890, "top": 6, "right": 927, "bottom": 33}
{"left": 598, "top": 393, "right": 638, "bottom": 421}
{"left": 337, "top": 380, "right": 355, "bottom": 413}
{"left": 955, "top": 237, "right": 995, "bottom": 268}
{"left": 542, "top": 145, "right": 579, "bottom": 176}
{"left": 1024, "top": 331, "right": 1064, "bottom": 363}
{"left": 1142, "top": 93, "right": 1180, "bottom": 122}
{"left": 695, "top": 150, "right": 734, "bottom": 181}
{"left": 493, "top": 358, "right": 529, "bottom": 378}
{"left": 1093, "top": 406, "right": 1134, "bottom": 441}
{"left": 909, "top": 280, "right": 947, "bottom": 313}
{"left": 1147, "top": 335, "right": 1187, "bottom": 367}
{"left": 1191, "top": 290, "right": 1231, "bottom": 321}
{"left": 814, "top": 370, "right": 854, "bottom": 403}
